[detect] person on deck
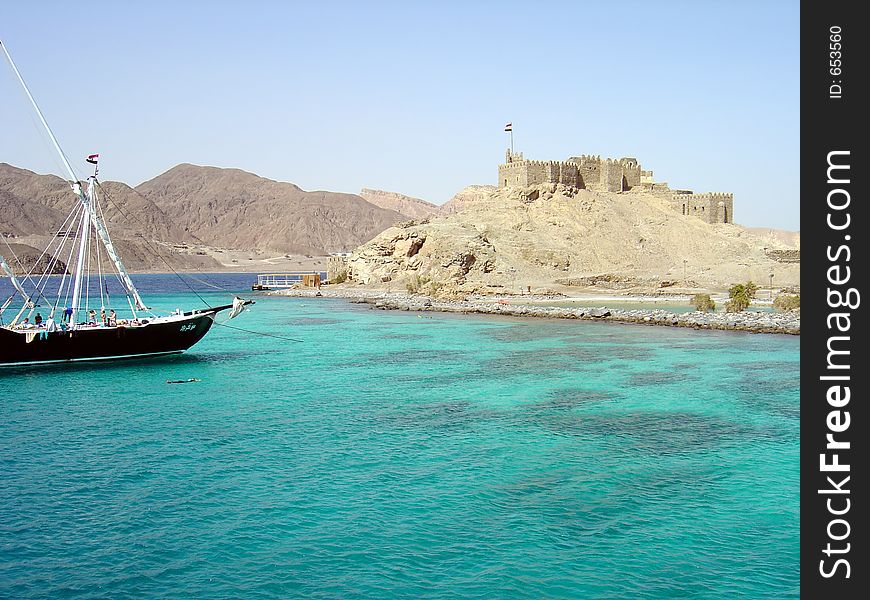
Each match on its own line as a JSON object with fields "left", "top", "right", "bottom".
{"left": 88, "top": 309, "right": 97, "bottom": 325}
{"left": 108, "top": 309, "right": 117, "bottom": 327}
{"left": 34, "top": 313, "right": 43, "bottom": 326}
{"left": 100, "top": 308, "right": 106, "bottom": 326}
{"left": 63, "top": 306, "right": 73, "bottom": 323}
{"left": 45, "top": 314, "right": 57, "bottom": 333}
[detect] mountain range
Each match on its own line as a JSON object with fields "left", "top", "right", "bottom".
{"left": 2, "top": 162, "right": 800, "bottom": 293}
{"left": 1, "top": 162, "right": 422, "bottom": 272}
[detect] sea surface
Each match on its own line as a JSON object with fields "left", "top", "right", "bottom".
{"left": 1, "top": 274, "right": 800, "bottom": 598}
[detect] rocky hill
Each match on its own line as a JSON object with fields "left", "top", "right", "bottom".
{"left": 440, "top": 185, "right": 498, "bottom": 214}
{"left": 135, "top": 164, "right": 405, "bottom": 255}
{"left": 1, "top": 242, "right": 68, "bottom": 275}
{"left": 744, "top": 227, "right": 800, "bottom": 249}
{"left": 1, "top": 163, "right": 197, "bottom": 243}
{"left": 3, "top": 162, "right": 801, "bottom": 287}
{"left": 1, "top": 162, "right": 217, "bottom": 272}
{"left": 346, "top": 183, "right": 800, "bottom": 297}
{"left": 2, "top": 162, "right": 408, "bottom": 271}
{"left": 1, "top": 166, "right": 74, "bottom": 239}
{"left": 359, "top": 188, "right": 440, "bottom": 220}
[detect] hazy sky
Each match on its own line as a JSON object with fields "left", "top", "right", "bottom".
{"left": 1, "top": 1, "right": 799, "bottom": 229}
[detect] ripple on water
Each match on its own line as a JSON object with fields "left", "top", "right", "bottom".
{"left": 0, "top": 292, "right": 799, "bottom": 599}
{"left": 626, "top": 369, "right": 697, "bottom": 387}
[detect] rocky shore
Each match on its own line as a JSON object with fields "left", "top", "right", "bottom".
{"left": 269, "top": 288, "right": 800, "bottom": 335}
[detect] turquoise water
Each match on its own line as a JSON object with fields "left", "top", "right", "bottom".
{"left": 1, "top": 284, "right": 799, "bottom": 598}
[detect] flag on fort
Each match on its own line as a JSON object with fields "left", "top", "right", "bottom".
{"left": 86, "top": 154, "right": 99, "bottom": 164}
{"left": 504, "top": 123, "right": 512, "bottom": 131}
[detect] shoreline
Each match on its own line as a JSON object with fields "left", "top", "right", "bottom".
{"left": 268, "top": 288, "right": 800, "bottom": 335}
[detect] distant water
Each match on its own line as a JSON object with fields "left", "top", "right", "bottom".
{"left": 1, "top": 275, "right": 799, "bottom": 598}
{"left": 0, "top": 273, "right": 257, "bottom": 317}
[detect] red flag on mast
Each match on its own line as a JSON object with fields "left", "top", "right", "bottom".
{"left": 86, "top": 154, "right": 99, "bottom": 164}
{"left": 504, "top": 123, "right": 512, "bottom": 132}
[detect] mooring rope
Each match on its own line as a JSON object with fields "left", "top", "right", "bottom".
{"left": 212, "top": 321, "right": 304, "bottom": 343}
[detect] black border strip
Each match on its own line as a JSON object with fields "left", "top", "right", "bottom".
{"left": 802, "top": 2, "right": 867, "bottom": 596}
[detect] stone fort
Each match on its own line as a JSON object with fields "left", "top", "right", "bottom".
{"left": 498, "top": 149, "right": 733, "bottom": 224}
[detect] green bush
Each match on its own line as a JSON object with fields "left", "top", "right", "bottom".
{"left": 690, "top": 293, "right": 716, "bottom": 312}
{"left": 329, "top": 269, "right": 348, "bottom": 284}
{"left": 773, "top": 293, "right": 800, "bottom": 312}
{"left": 726, "top": 282, "right": 753, "bottom": 313}
{"left": 745, "top": 281, "right": 758, "bottom": 300}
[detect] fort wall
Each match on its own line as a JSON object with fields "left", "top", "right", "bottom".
{"left": 620, "top": 158, "right": 641, "bottom": 188}
{"left": 327, "top": 256, "right": 348, "bottom": 281}
{"left": 599, "top": 159, "right": 625, "bottom": 192}
{"left": 497, "top": 149, "right": 734, "bottom": 223}
{"left": 498, "top": 162, "right": 529, "bottom": 187}
{"left": 670, "top": 192, "right": 733, "bottom": 224}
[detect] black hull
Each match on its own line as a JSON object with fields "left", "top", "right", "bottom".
{"left": 0, "top": 314, "right": 216, "bottom": 366}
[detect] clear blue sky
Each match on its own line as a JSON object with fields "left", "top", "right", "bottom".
{"left": 2, "top": 0, "right": 799, "bottom": 229}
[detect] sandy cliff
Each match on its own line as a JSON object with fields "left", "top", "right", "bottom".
{"left": 440, "top": 185, "right": 498, "bottom": 214}
{"left": 347, "top": 183, "right": 800, "bottom": 297}
{"left": 358, "top": 188, "right": 440, "bottom": 220}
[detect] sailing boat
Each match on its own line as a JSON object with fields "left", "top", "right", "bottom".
{"left": 1, "top": 40, "right": 253, "bottom": 367}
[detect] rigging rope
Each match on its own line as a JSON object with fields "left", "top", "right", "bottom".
{"left": 84, "top": 207, "right": 92, "bottom": 317}
{"left": 96, "top": 182, "right": 219, "bottom": 309}
{"left": 8, "top": 197, "right": 78, "bottom": 278}
{"left": 96, "top": 216, "right": 105, "bottom": 310}
{"left": 212, "top": 321, "right": 303, "bottom": 343}
{"left": 93, "top": 186, "right": 141, "bottom": 317}
{"left": 55, "top": 208, "right": 80, "bottom": 316}
{"left": 0, "top": 200, "right": 83, "bottom": 317}
{"left": 34, "top": 206, "right": 79, "bottom": 311}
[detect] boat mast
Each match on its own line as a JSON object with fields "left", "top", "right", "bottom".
{"left": 69, "top": 184, "right": 93, "bottom": 323}
{"left": 86, "top": 175, "right": 148, "bottom": 312}
{"left": 1, "top": 39, "right": 148, "bottom": 316}
{"left": 1, "top": 40, "right": 79, "bottom": 185}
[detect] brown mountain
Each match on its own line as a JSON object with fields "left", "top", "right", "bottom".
{"left": 1, "top": 163, "right": 196, "bottom": 243}
{"left": 1, "top": 165, "right": 69, "bottom": 238}
{"left": 358, "top": 188, "right": 440, "bottom": 220}
{"left": 135, "top": 164, "right": 405, "bottom": 255}
{"left": 2, "top": 162, "right": 409, "bottom": 270}
{"left": 1, "top": 242, "right": 68, "bottom": 275}
{"left": 1, "top": 162, "right": 218, "bottom": 272}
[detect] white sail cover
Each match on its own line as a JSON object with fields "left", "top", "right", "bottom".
{"left": 227, "top": 296, "right": 246, "bottom": 320}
